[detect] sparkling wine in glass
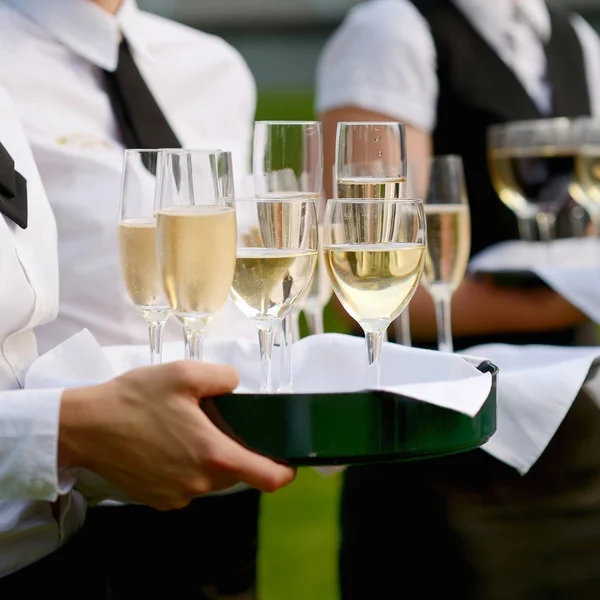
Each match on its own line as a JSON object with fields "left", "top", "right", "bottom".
{"left": 324, "top": 198, "right": 426, "bottom": 388}
{"left": 488, "top": 118, "right": 576, "bottom": 242}
{"left": 411, "top": 156, "right": 471, "bottom": 353}
{"left": 118, "top": 150, "right": 170, "bottom": 365}
{"left": 335, "top": 121, "right": 411, "bottom": 345}
{"left": 231, "top": 197, "right": 318, "bottom": 393}
{"left": 253, "top": 121, "right": 323, "bottom": 391}
{"left": 156, "top": 150, "right": 236, "bottom": 361}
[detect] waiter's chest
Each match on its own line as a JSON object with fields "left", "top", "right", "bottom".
{"left": 2, "top": 43, "right": 252, "bottom": 235}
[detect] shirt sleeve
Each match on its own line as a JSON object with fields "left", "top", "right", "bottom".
{"left": 570, "top": 13, "right": 600, "bottom": 118}
{"left": 315, "top": 0, "right": 439, "bottom": 133}
{"left": 0, "top": 388, "right": 77, "bottom": 501}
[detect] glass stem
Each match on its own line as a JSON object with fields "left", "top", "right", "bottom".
{"left": 400, "top": 308, "right": 412, "bottom": 346}
{"left": 537, "top": 212, "right": 556, "bottom": 242}
{"left": 259, "top": 326, "right": 277, "bottom": 394}
{"left": 305, "top": 307, "right": 325, "bottom": 336}
{"left": 365, "top": 330, "right": 385, "bottom": 390}
{"left": 278, "top": 315, "right": 294, "bottom": 393}
{"left": 184, "top": 327, "right": 205, "bottom": 362}
{"left": 434, "top": 293, "right": 454, "bottom": 353}
{"left": 517, "top": 216, "right": 537, "bottom": 241}
{"left": 147, "top": 320, "right": 166, "bottom": 366}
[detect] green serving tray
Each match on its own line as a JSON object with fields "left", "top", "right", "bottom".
{"left": 203, "top": 360, "right": 498, "bottom": 466}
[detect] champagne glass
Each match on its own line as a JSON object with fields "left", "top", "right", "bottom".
{"left": 573, "top": 117, "right": 600, "bottom": 235}
{"left": 412, "top": 156, "right": 471, "bottom": 353}
{"left": 335, "top": 121, "right": 411, "bottom": 345}
{"left": 253, "top": 121, "right": 323, "bottom": 391}
{"left": 230, "top": 197, "right": 318, "bottom": 393}
{"left": 118, "top": 150, "right": 170, "bottom": 365}
{"left": 156, "top": 149, "right": 236, "bottom": 361}
{"left": 324, "top": 198, "right": 426, "bottom": 389}
{"left": 488, "top": 118, "right": 575, "bottom": 242}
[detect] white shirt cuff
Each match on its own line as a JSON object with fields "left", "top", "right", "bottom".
{"left": 0, "top": 388, "right": 75, "bottom": 501}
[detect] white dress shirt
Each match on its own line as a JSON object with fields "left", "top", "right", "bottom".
{"left": 0, "top": 0, "right": 258, "bottom": 353}
{"left": 316, "top": 0, "right": 600, "bottom": 128}
{"left": 0, "top": 87, "right": 85, "bottom": 578}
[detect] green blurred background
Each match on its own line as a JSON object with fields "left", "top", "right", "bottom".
{"left": 139, "top": 3, "right": 600, "bottom": 598}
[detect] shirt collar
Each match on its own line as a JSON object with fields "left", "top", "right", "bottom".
{"left": 7, "top": 0, "right": 152, "bottom": 71}
{"left": 453, "top": 0, "right": 552, "bottom": 45}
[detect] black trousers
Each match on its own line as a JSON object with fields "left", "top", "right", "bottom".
{"left": 81, "top": 489, "right": 261, "bottom": 599}
{"left": 0, "top": 529, "right": 110, "bottom": 599}
{"left": 340, "top": 392, "right": 600, "bottom": 600}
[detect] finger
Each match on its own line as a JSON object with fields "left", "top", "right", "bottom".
{"left": 204, "top": 421, "right": 296, "bottom": 492}
{"left": 228, "top": 447, "right": 297, "bottom": 493}
{"left": 166, "top": 361, "right": 240, "bottom": 398}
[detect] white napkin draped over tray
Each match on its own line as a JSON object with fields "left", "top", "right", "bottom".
{"left": 469, "top": 238, "right": 600, "bottom": 324}
{"left": 100, "top": 333, "right": 493, "bottom": 418}
{"left": 462, "top": 343, "right": 600, "bottom": 474}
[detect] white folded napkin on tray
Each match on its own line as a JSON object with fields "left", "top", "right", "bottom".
{"left": 102, "top": 333, "right": 493, "bottom": 417}
{"left": 469, "top": 237, "right": 600, "bottom": 324}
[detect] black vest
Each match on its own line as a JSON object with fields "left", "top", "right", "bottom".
{"left": 407, "top": 0, "right": 591, "bottom": 349}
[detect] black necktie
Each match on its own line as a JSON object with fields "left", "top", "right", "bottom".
{"left": 0, "top": 142, "right": 28, "bottom": 229}
{"left": 103, "top": 40, "right": 181, "bottom": 150}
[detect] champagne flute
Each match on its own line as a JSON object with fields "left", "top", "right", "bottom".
{"left": 253, "top": 120, "right": 323, "bottom": 391}
{"left": 230, "top": 197, "right": 318, "bottom": 393}
{"left": 335, "top": 121, "right": 410, "bottom": 345}
{"left": 118, "top": 150, "right": 170, "bottom": 365}
{"left": 412, "top": 156, "right": 471, "bottom": 353}
{"left": 156, "top": 149, "right": 236, "bottom": 361}
{"left": 324, "top": 198, "right": 426, "bottom": 389}
{"left": 573, "top": 117, "right": 600, "bottom": 235}
{"left": 488, "top": 118, "right": 575, "bottom": 242}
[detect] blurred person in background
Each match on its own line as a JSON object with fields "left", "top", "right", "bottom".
{"left": 317, "top": 0, "right": 600, "bottom": 598}
{"left": 0, "top": 0, "right": 264, "bottom": 597}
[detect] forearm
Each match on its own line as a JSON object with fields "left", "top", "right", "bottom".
{"left": 409, "top": 278, "right": 588, "bottom": 341}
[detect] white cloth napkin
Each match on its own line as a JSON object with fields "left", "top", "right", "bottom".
{"left": 469, "top": 238, "right": 600, "bottom": 323}
{"left": 462, "top": 343, "right": 600, "bottom": 474}
{"left": 104, "top": 333, "right": 493, "bottom": 417}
